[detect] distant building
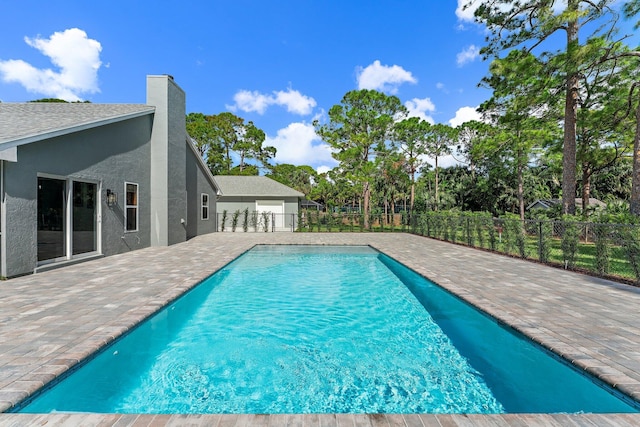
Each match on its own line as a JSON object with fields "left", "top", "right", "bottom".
{"left": 0, "top": 75, "right": 217, "bottom": 277}
{"left": 213, "top": 175, "right": 303, "bottom": 232}
{"left": 300, "top": 199, "right": 324, "bottom": 211}
{"left": 527, "top": 198, "right": 606, "bottom": 211}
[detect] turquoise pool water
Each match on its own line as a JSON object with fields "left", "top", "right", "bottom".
{"left": 17, "top": 245, "right": 639, "bottom": 414}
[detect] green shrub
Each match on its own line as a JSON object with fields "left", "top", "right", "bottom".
{"left": 618, "top": 226, "right": 640, "bottom": 282}
{"left": 220, "top": 210, "right": 228, "bottom": 232}
{"left": 251, "top": 210, "right": 258, "bottom": 232}
{"left": 561, "top": 215, "right": 580, "bottom": 269}
{"left": 242, "top": 208, "right": 249, "bottom": 232}
{"left": 261, "top": 211, "right": 271, "bottom": 232}
{"left": 297, "top": 210, "right": 304, "bottom": 232}
{"left": 231, "top": 210, "right": 240, "bottom": 232}
{"left": 593, "top": 223, "right": 610, "bottom": 275}
{"left": 538, "top": 220, "right": 552, "bottom": 263}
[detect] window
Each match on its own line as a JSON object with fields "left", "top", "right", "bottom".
{"left": 201, "top": 193, "right": 209, "bottom": 220}
{"left": 125, "top": 182, "right": 138, "bottom": 232}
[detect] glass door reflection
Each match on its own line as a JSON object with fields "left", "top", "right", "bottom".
{"left": 37, "top": 177, "right": 66, "bottom": 262}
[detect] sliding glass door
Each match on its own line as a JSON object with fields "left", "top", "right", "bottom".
{"left": 72, "top": 181, "right": 97, "bottom": 255}
{"left": 38, "top": 177, "right": 99, "bottom": 264}
{"left": 37, "top": 177, "right": 66, "bottom": 262}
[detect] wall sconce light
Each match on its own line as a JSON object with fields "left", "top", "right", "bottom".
{"left": 106, "top": 189, "right": 117, "bottom": 207}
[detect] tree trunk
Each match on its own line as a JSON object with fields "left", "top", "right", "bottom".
{"left": 581, "top": 165, "right": 592, "bottom": 216}
{"left": 410, "top": 168, "right": 416, "bottom": 212}
{"left": 562, "top": 1, "right": 579, "bottom": 215}
{"left": 517, "top": 147, "right": 525, "bottom": 221}
{"left": 363, "top": 182, "right": 370, "bottom": 228}
{"left": 384, "top": 200, "right": 388, "bottom": 225}
{"left": 631, "top": 93, "right": 640, "bottom": 215}
{"left": 434, "top": 156, "right": 440, "bottom": 211}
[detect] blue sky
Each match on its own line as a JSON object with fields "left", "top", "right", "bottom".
{"left": 0, "top": 1, "right": 636, "bottom": 172}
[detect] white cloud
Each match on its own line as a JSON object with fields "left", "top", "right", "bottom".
{"left": 265, "top": 122, "right": 336, "bottom": 167}
{"left": 456, "top": 45, "right": 480, "bottom": 67}
{"left": 0, "top": 28, "right": 102, "bottom": 101}
{"left": 356, "top": 60, "right": 417, "bottom": 94}
{"left": 448, "top": 106, "right": 481, "bottom": 127}
{"left": 227, "top": 90, "right": 272, "bottom": 114}
{"left": 405, "top": 97, "right": 436, "bottom": 124}
{"left": 227, "top": 88, "right": 316, "bottom": 115}
{"left": 316, "top": 165, "right": 332, "bottom": 174}
{"left": 456, "top": 0, "right": 480, "bottom": 22}
{"left": 273, "top": 89, "right": 317, "bottom": 115}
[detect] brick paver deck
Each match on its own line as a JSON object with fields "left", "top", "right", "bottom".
{"left": 1, "top": 233, "right": 640, "bottom": 426}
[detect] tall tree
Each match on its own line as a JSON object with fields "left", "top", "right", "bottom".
{"left": 470, "top": 0, "right": 627, "bottom": 215}
{"left": 233, "top": 121, "right": 274, "bottom": 173}
{"left": 425, "top": 124, "right": 457, "bottom": 211}
{"left": 186, "top": 112, "right": 226, "bottom": 174}
{"left": 314, "top": 89, "right": 407, "bottom": 227}
{"left": 208, "top": 112, "right": 245, "bottom": 173}
{"left": 454, "top": 120, "right": 493, "bottom": 178}
{"left": 480, "top": 50, "right": 558, "bottom": 220}
{"left": 186, "top": 112, "right": 276, "bottom": 175}
{"left": 374, "top": 151, "right": 410, "bottom": 223}
{"left": 267, "top": 164, "right": 316, "bottom": 196}
{"left": 392, "top": 117, "right": 431, "bottom": 211}
{"left": 574, "top": 39, "right": 636, "bottom": 213}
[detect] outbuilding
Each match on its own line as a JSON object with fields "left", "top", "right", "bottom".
{"left": 213, "top": 175, "right": 303, "bottom": 232}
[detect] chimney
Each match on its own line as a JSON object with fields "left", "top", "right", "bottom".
{"left": 147, "top": 75, "right": 187, "bottom": 246}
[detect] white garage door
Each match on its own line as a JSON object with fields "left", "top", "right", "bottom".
{"left": 256, "top": 200, "right": 285, "bottom": 230}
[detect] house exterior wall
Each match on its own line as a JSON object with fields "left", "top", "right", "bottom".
{"left": 216, "top": 196, "right": 299, "bottom": 231}
{"left": 2, "top": 115, "right": 152, "bottom": 277}
{"left": 185, "top": 144, "right": 217, "bottom": 239}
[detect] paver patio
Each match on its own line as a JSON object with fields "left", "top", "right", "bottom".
{"left": 1, "top": 232, "right": 640, "bottom": 426}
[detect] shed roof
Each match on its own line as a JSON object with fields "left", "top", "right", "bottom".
{"left": 527, "top": 198, "right": 606, "bottom": 210}
{"left": 0, "top": 103, "right": 155, "bottom": 149}
{"left": 213, "top": 175, "right": 304, "bottom": 198}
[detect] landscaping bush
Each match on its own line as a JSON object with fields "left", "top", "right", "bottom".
{"left": 231, "top": 210, "right": 240, "bottom": 232}
{"left": 261, "top": 211, "right": 270, "bottom": 232}
{"left": 593, "top": 223, "right": 610, "bottom": 275}
{"left": 561, "top": 215, "right": 580, "bottom": 269}
{"left": 242, "top": 208, "right": 249, "bottom": 232}
{"left": 251, "top": 210, "right": 258, "bottom": 232}
{"left": 618, "top": 225, "right": 640, "bottom": 282}
{"left": 220, "top": 210, "right": 228, "bottom": 232}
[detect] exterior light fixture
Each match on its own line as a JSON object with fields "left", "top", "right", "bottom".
{"left": 106, "top": 189, "right": 117, "bottom": 207}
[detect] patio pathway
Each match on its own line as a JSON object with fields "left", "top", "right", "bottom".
{"left": 1, "top": 232, "right": 640, "bottom": 426}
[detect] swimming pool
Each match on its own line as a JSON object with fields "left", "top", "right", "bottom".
{"left": 16, "top": 245, "right": 640, "bottom": 414}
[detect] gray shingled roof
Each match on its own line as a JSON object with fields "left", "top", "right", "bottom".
{"left": 213, "top": 175, "right": 304, "bottom": 198}
{"left": 527, "top": 198, "right": 606, "bottom": 210}
{"left": 0, "top": 103, "right": 155, "bottom": 147}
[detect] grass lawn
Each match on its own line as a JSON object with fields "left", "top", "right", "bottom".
{"left": 299, "top": 217, "right": 637, "bottom": 282}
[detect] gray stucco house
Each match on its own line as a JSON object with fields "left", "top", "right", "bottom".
{"left": 213, "top": 175, "right": 303, "bottom": 232}
{"left": 0, "top": 75, "right": 217, "bottom": 277}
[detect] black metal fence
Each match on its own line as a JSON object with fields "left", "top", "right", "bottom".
{"left": 298, "top": 211, "right": 640, "bottom": 284}
{"left": 217, "top": 211, "right": 298, "bottom": 232}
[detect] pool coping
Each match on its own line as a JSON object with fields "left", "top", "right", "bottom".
{"left": 2, "top": 232, "right": 640, "bottom": 426}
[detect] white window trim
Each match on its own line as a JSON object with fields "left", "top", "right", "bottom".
{"left": 201, "top": 193, "right": 210, "bottom": 221}
{"left": 124, "top": 181, "right": 139, "bottom": 233}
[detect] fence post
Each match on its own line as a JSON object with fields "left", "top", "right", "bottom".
{"left": 538, "top": 220, "right": 543, "bottom": 261}
{"left": 467, "top": 217, "right": 472, "bottom": 246}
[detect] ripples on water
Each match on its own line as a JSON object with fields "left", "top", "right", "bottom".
{"left": 118, "top": 246, "right": 503, "bottom": 414}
